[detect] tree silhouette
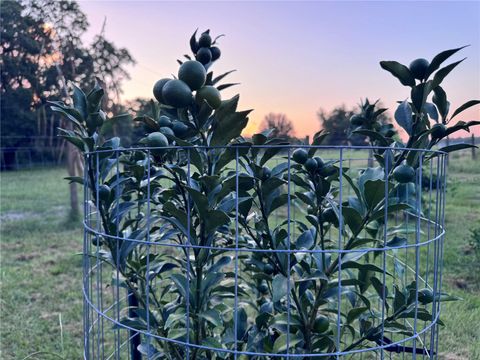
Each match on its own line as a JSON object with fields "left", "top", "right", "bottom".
{"left": 260, "top": 112, "right": 295, "bottom": 139}
{"left": 318, "top": 103, "right": 391, "bottom": 145}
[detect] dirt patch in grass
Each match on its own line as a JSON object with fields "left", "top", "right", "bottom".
{"left": 0, "top": 211, "right": 37, "bottom": 221}
{"left": 439, "top": 351, "right": 470, "bottom": 360}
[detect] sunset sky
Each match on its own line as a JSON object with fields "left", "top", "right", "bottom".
{"left": 79, "top": 1, "right": 480, "bottom": 138}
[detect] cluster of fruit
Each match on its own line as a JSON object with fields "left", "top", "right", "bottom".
{"left": 191, "top": 29, "right": 221, "bottom": 65}
{"left": 292, "top": 148, "right": 336, "bottom": 177}
{"left": 409, "top": 58, "right": 448, "bottom": 140}
{"left": 152, "top": 59, "right": 221, "bottom": 110}
{"left": 147, "top": 30, "right": 224, "bottom": 152}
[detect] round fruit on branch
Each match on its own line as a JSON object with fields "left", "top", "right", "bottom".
{"left": 161, "top": 79, "right": 194, "bottom": 108}
{"left": 153, "top": 78, "right": 171, "bottom": 104}
{"left": 195, "top": 86, "right": 222, "bottom": 109}
{"left": 146, "top": 131, "right": 169, "bottom": 155}
{"left": 198, "top": 32, "right": 212, "bottom": 48}
{"left": 178, "top": 60, "right": 207, "bottom": 91}
{"left": 196, "top": 47, "right": 212, "bottom": 65}
{"left": 393, "top": 163, "right": 415, "bottom": 183}
{"left": 292, "top": 148, "right": 308, "bottom": 164}
{"left": 409, "top": 58, "right": 429, "bottom": 81}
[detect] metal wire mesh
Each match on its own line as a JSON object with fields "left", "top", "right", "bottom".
{"left": 83, "top": 145, "right": 447, "bottom": 359}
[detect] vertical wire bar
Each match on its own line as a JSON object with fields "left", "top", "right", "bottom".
{"left": 423, "top": 160, "right": 433, "bottom": 358}
{"left": 402, "top": 168, "right": 410, "bottom": 357}
{"left": 83, "top": 154, "right": 90, "bottom": 359}
{"left": 233, "top": 147, "right": 240, "bottom": 358}
{"left": 89, "top": 154, "right": 95, "bottom": 359}
{"left": 95, "top": 152, "right": 101, "bottom": 359}
{"left": 115, "top": 150, "right": 121, "bottom": 360}
{"left": 185, "top": 148, "right": 192, "bottom": 359}
{"left": 435, "top": 154, "right": 448, "bottom": 357}
{"left": 412, "top": 155, "right": 424, "bottom": 359}
{"left": 286, "top": 148, "right": 292, "bottom": 357}
{"left": 429, "top": 155, "right": 442, "bottom": 357}
{"left": 380, "top": 150, "right": 390, "bottom": 359}
{"left": 145, "top": 150, "right": 152, "bottom": 358}
{"left": 336, "top": 148, "right": 344, "bottom": 358}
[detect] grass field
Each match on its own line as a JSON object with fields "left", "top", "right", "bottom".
{"left": 1, "top": 151, "right": 479, "bottom": 359}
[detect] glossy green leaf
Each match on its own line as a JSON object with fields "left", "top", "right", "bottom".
{"left": 210, "top": 95, "right": 252, "bottom": 146}
{"left": 431, "top": 58, "right": 466, "bottom": 89}
{"left": 411, "top": 81, "right": 432, "bottom": 113}
{"left": 297, "top": 227, "right": 315, "bottom": 249}
{"left": 450, "top": 100, "right": 480, "bottom": 120}
{"left": 394, "top": 100, "right": 413, "bottom": 135}
{"left": 272, "top": 274, "right": 289, "bottom": 302}
{"left": 342, "top": 207, "right": 363, "bottom": 234}
{"left": 425, "top": 45, "right": 469, "bottom": 79}
{"left": 272, "top": 333, "right": 303, "bottom": 353}
{"left": 199, "top": 309, "right": 223, "bottom": 327}
{"left": 363, "top": 179, "right": 386, "bottom": 210}
{"left": 432, "top": 86, "right": 449, "bottom": 119}
{"left": 380, "top": 61, "right": 415, "bottom": 87}
{"left": 347, "top": 307, "right": 369, "bottom": 324}
{"left": 72, "top": 83, "right": 88, "bottom": 119}
{"left": 205, "top": 209, "right": 230, "bottom": 234}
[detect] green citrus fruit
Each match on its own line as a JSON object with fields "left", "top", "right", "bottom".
{"left": 158, "top": 115, "right": 172, "bottom": 127}
{"left": 292, "top": 149, "right": 308, "bottom": 164}
{"left": 198, "top": 33, "right": 212, "bottom": 48}
{"left": 161, "top": 79, "right": 193, "bottom": 108}
{"left": 147, "top": 132, "right": 169, "bottom": 155}
{"left": 153, "top": 78, "right": 170, "bottom": 103}
{"left": 319, "top": 164, "right": 336, "bottom": 177}
{"left": 258, "top": 282, "right": 269, "bottom": 294}
{"left": 431, "top": 123, "right": 447, "bottom": 140}
{"left": 313, "top": 315, "right": 329, "bottom": 333}
{"left": 314, "top": 157, "right": 324, "bottom": 169}
{"left": 264, "top": 263, "right": 274, "bottom": 275}
{"left": 210, "top": 46, "right": 221, "bottom": 61}
{"left": 172, "top": 121, "right": 189, "bottom": 138}
{"left": 195, "top": 86, "right": 222, "bottom": 109}
{"left": 261, "top": 167, "right": 271, "bottom": 181}
{"left": 160, "top": 126, "right": 175, "bottom": 137}
{"left": 98, "top": 184, "right": 111, "bottom": 201}
{"left": 409, "top": 58, "right": 430, "bottom": 80}
{"left": 304, "top": 158, "right": 318, "bottom": 172}
{"left": 350, "top": 114, "right": 366, "bottom": 126}
{"left": 178, "top": 60, "right": 206, "bottom": 91}
{"left": 196, "top": 47, "right": 212, "bottom": 65}
{"left": 393, "top": 164, "right": 415, "bottom": 183}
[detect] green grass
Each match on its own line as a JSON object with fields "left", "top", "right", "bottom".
{"left": 1, "top": 157, "right": 479, "bottom": 359}
{"left": 1, "top": 168, "right": 83, "bottom": 360}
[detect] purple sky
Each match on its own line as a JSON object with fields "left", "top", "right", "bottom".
{"left": 79, "top": 1, "right": 480, "bottom": 137}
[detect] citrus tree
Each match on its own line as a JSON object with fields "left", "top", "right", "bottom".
{"left": 51, "top": 30, "right": 478, "bottom": 358}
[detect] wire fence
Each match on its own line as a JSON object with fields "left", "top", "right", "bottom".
{"left": 0, "top": 136, "right": 67, "bottom": 170}
{"left": 83, "top": 145, "right": 448, "bottom": 359}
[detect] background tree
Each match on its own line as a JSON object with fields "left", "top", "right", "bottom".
{"left": 318, "top": 102, "right": 391, "bottom": 145}
{"left": 0, "top": 1, "right": 51, "bottom": 167}
{"left": 1, "top": 0, "right": 135, "bottom": 218}
{"left": 260, "top": 112, "right": 295, "bottom": 139}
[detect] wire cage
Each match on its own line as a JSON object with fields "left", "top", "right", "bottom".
{"left": 83, "top": 145, "right": 447, "bottom": 359}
